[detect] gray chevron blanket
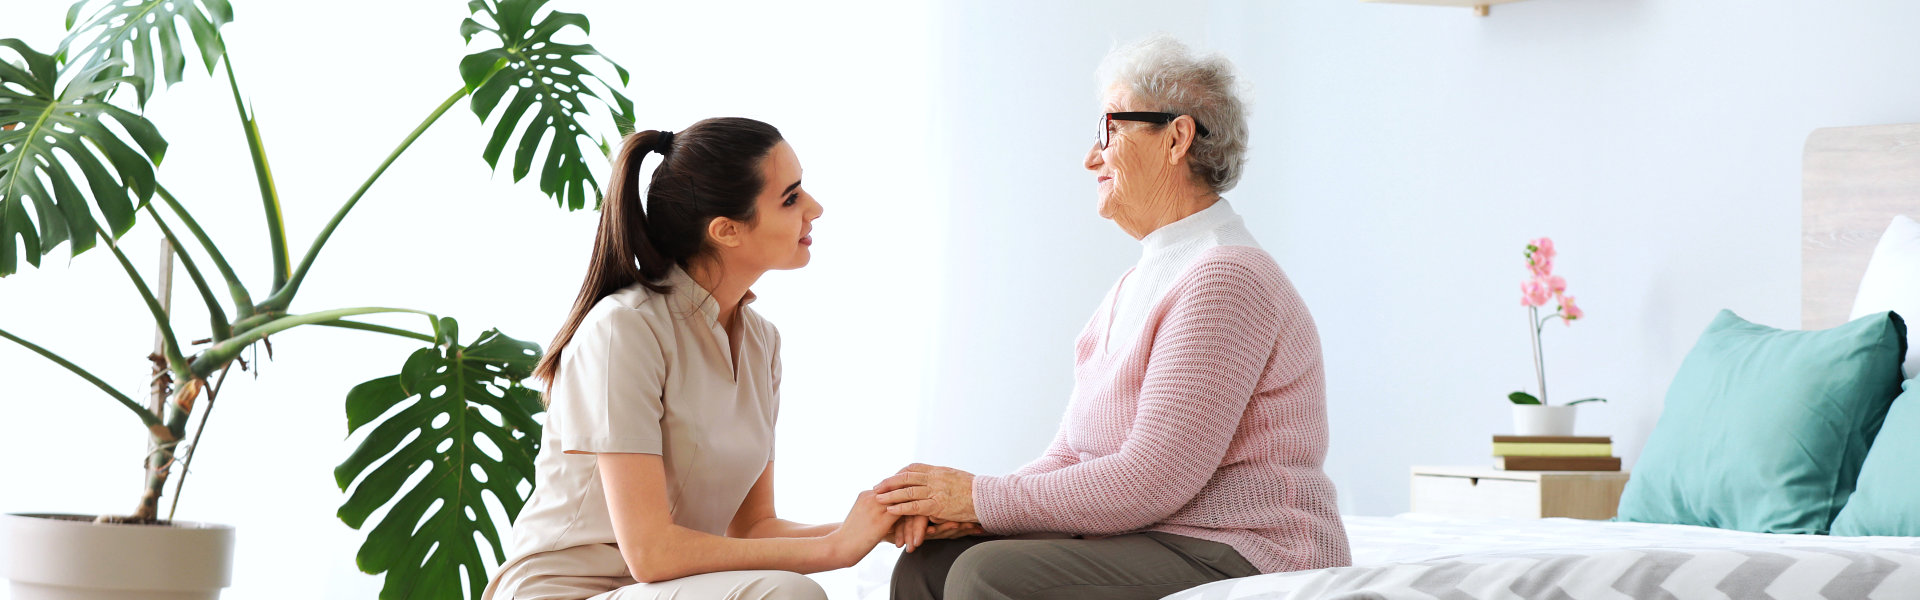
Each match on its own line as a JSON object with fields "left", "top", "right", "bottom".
{"left": 1168, "top": 515, "right": 1920, "bottom": 600}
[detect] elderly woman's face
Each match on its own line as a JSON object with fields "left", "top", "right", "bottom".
{"left": 1085, "top": 85, "right": 1180, "bottom": 225}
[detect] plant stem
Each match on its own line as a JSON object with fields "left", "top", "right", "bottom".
{"left": 104, "top": 233, "right": 188, "bottom": 380}
{"left": 222, "top": 57, "right": 289, "bottom": 294}
{"left": 156, "top": 184, "right": 254, "bottom": 319}
{"left": 135, "top": 377, "right": 199, "bottom": 522}
{"left": 1529, "top": 304, "right": 1548, "bottom": 405}
{"left": 0, "top": 327, "right": 160, "bottom": 429}
{"left": 227, "top": 310, "right": 287, "bottom": 335}
{"left": 168, "top": 363, "right": 232, "bottom": 522}
{"left": 261, "top": 85, "right": 470, "bottom": 312}
{"left": 145, "top": 203, "right": 231, "bottom": 339}
{"left": 119, "top": 229, "right": 197, "bottom": 523}
{"left": 189, "top": 307, "right": 438, "bottom": 377}
{"left": 314, "top": 318, "right": 436, "bottom": 343}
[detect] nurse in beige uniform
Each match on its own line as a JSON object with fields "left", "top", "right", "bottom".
{"left": 483, "top": 118, "right": 906, "bottom": 600}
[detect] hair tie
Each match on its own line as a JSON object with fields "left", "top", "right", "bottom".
{"left": 654, "top": 130, "right": 676, "bottom": 154}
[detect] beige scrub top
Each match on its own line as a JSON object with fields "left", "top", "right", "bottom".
{"left": 484, "top": 266, "right": 780, "bottom": 599}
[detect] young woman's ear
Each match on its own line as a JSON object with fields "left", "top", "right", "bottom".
{"left": 707, "top": 216, "right": 744, "bottom": 249}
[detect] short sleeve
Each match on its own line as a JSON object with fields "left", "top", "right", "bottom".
{"left": 767, "top": 324, "right": 781, "bottom": 462}
{"left": 548, "top": 305, "right": 668, "bottom": 454}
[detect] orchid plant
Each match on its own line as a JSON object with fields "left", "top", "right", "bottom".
{"left": 1509, "top": 237, "right": 1606, "bottom": 406}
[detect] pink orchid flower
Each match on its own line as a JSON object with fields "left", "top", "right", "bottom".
{"left": 1545, "top": 275, "right": 1566, "bottom": 295}
{"left": 1560, "top": 296, "right": 1583, "bottom": 323}
{"left": 1530, "top": 237, "right": 1556, "bottom": 261}
{"left": 1521, "top": 278, "right": 1553, "bottom": 307}
{"left": 1528, "top": 255, "right": 1554, "bottom": 277}
{"left": 1526, "top": 237, "right": 1556, "bottom": 276}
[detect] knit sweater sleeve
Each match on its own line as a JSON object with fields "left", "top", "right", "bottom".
{"left": 972, "top": 255, "right": 1284, "bottom": 535}
{"left": 1010, "top": 420, "right": 1077, "bottom": 477}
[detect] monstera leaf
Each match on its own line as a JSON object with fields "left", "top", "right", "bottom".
{"left": 459, "top": 0, "right": 634, "bottom": 211}
{"left": 60, "top": 0, "right": 234, "bottom": 106}
{"left": 0, "top": 39, "right": 165, "bottom": 276}
{"left": 336, "top": 318, "right": 545, "bottom": 600}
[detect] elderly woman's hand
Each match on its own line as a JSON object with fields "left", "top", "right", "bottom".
{"left": 872, "top": 463, "right": 978, "bottom": 523}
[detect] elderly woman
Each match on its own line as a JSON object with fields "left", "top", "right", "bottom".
{"left": 873, "top": 35, "right": 1352, "bottom": 599}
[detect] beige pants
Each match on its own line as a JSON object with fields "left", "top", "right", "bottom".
{"left": 487, "top": 544, "right": 826, "bottom": 600}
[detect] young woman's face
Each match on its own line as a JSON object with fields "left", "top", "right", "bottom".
{"left": 731, "top": 140, "right": 823, "bottom": 271}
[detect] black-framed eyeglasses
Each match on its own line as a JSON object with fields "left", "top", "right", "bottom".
{"left": 1098, "top": 112, "right": 1211, "bottom": 149}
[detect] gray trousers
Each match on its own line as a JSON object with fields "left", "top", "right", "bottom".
{"left": 889, "top": 532, "right": 1259, "bottom": 600}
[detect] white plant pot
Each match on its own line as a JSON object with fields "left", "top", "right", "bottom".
{"left": 2, "top": 513, "right": 235, "bottom": 600}
{"left": 1511, "top": 404, "right": 1577, "bottom": 436}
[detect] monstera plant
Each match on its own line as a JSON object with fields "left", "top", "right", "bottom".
{"left": 0, "top": 0, "right": 631, "bottom": 597}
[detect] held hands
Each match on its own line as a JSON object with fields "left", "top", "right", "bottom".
{"left": 884, "top": 516, "right": 987, "bottom": 554}
{"left": 826, "top": 490, "right": 900, "bottom": 568}
{"left": 872, "top": 463, "right": 982, "bottom": 552}
{"left": 827, "top": 483, "right": 983, "bottom": 564}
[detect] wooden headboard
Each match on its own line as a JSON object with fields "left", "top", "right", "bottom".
{"left": 1802, "top": 123, "right": 1920, "bottom": 330}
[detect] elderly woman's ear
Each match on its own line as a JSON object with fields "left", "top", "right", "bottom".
{"left": 1167, "top": 115, "right": 1202, "bottom": 166}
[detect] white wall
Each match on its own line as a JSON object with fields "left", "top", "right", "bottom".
{"left": 913, "top": 0, "right": 1212, "bottom": 479}
{"left": 917, "top": 0, "right": 1920, "bottom": 518}
{"left": 7, "top": 0, "right": 1920, "bottom": 598}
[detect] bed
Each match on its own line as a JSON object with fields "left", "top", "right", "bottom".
{"left": 1166, "top": 515, "right": 1920, "bottom": 599}
{"left": 1162, "top": 124, "right": 1920, "bottom": 600}
{"left": 828, "top": 512, "right": 1920, "bottom": 600}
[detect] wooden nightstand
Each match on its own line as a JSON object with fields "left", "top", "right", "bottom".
{"left": 1410, "top": 465, "right": 1629, "bottom": 520}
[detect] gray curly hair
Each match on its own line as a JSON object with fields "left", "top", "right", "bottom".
{"left": 1097, "top": 34, "right": 1250, "bottom": 194}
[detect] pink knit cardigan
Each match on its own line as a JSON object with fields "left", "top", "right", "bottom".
{"left": 972, "top": 245, "right": 1352, "bottom": 574}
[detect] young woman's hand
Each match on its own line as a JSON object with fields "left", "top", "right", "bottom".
{"left": 827, "top": 490, "right": 899, "bottom": 567}
{"left": 887, "top": 515, "right": 933, "bottom": 553}
{"left": 889, "top": 517, "right": 982, "bottom": 553}
{"left": 924, "top": 519, "right": 984, "bottom": 540}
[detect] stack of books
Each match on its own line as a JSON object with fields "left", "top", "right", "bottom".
{"left": 1491, "top": 435, "right": 1620, "bottom": 471}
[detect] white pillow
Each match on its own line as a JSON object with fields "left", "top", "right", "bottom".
{"left": 1849, "top": 214, "right": 1920, "bottom": 379}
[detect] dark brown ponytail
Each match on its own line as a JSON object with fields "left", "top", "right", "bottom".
{"left": 534, "top": 118, "right": 784, "bottom": 391}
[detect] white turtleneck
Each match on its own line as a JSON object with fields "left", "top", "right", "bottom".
{"left": 1103, "top": 199, "right": 1263, "bottom": 354}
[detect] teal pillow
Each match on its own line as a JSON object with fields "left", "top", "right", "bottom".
{"left": 1616, "top": 309, "right": 1907, "bottom": 534}
{"left": 1833, "top": 377, "right": 1920, "bottom": 536}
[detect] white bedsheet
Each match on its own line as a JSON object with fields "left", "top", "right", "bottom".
{"left": 1174, "top": 514, "right": 1920, "bottom": 600}
{"left": 1343, "top": 513, "right": 1920, "bottom": 566}
{"left": 821, "top": 515, "right": 1920, "bottom": 600}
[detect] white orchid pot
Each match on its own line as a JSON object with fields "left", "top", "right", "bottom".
{"left": 3, "top": 513, "right": 235, "bottom": 600}
{"left": 1511, "top": 404, "right": 1577, "bottom": 437}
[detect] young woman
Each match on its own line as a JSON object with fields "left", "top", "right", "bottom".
{"left": 483, "top": 117, "right": 906, "bottom": 600}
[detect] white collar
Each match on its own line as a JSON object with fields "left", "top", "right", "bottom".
{"left": 665, "top": 265, "right": 755, "bottom": 325}
{"left": 1141, "top": 199, "right": 1236, "bottom": 255}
